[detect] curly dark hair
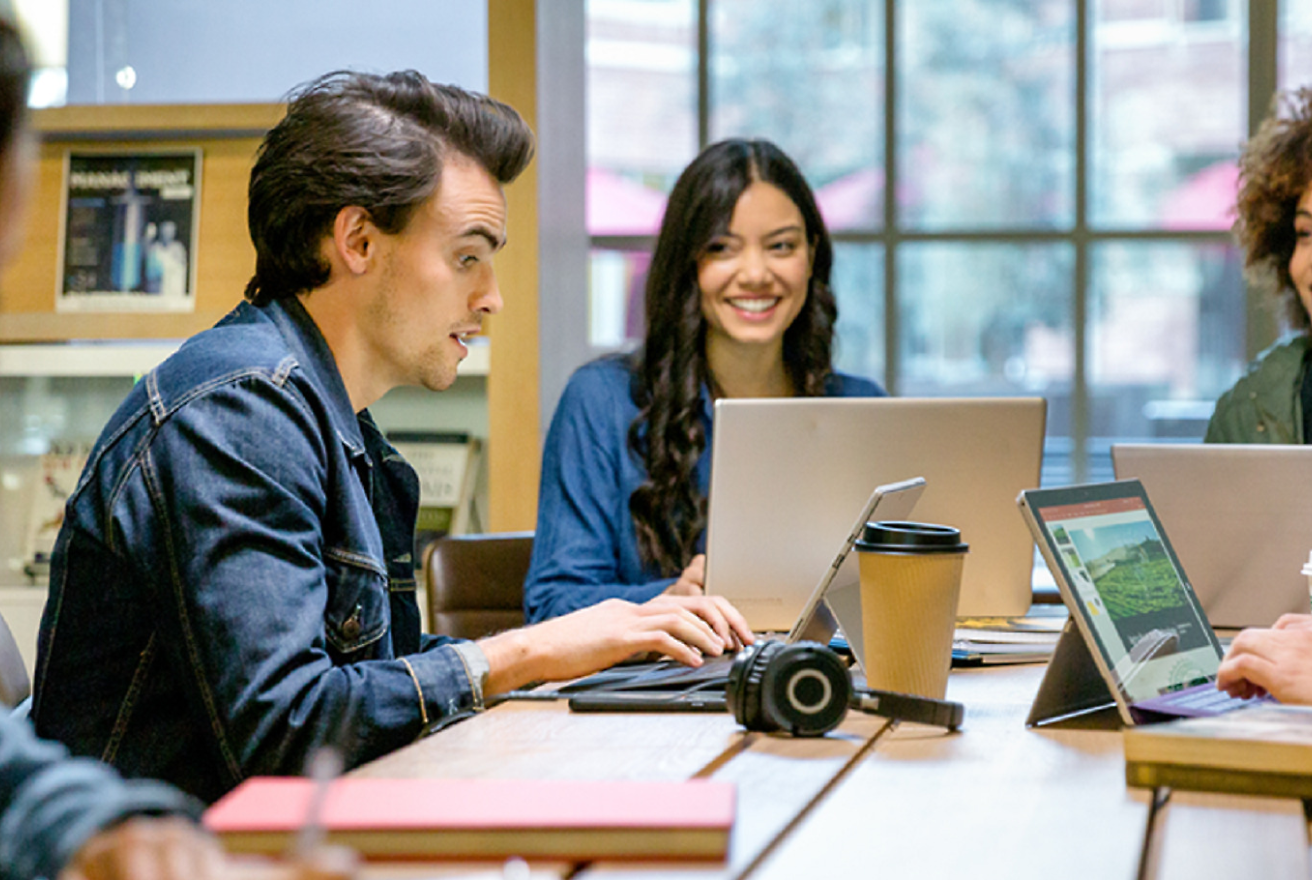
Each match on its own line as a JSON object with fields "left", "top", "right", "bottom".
{"left": 245, "top": 70, "right": 534, "bottom": 305}
{"left": 1235, "top": 86, "right": 1312, "bottom": 331}
{"left": 627, "top": 139, "right": 838, "bottom": 575}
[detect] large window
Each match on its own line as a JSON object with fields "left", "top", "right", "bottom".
{"left": 585, "top": 0, "right": 1278, "bottom": 484}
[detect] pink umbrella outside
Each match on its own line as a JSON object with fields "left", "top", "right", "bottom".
{"left": 814, "top": 167, "right": 883, "bottom": 231}
{"left": 1158, "top": 160, "right": 1239, "bottom": 232}
{"left": 587, "top": 168, "right": 668, "bottom": 237}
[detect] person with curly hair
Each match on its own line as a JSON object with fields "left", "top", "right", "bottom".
{"left": 1206, "top": 87, "right": 1312, "bottom": 443}
{"left": 524, "top": 139, "right": 885, "bottom": 638}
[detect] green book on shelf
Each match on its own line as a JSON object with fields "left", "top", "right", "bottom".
{"left": 1123, "top": 704, "right": 1312, "bottom": 798}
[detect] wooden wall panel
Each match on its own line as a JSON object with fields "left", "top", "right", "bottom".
{"left": 0, "top": 104, "right": 281, "bottom": 341}
{"left": 487, "top": 0, "right": 542, "bottom": 533}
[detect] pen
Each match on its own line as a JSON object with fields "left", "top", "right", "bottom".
{"left": 292, "top": 745, "right": 343, "bottom": 858}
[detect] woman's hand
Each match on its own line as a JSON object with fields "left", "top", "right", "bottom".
{"left": 664, "top": 554, "right": 706, "bottom": 597}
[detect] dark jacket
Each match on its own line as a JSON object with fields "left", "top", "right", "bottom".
{"left": 0, "top": 709, "right": 196, "bottom": 880}
{"left": 1205, "top": 335, "right": 1309, "bottom": 444}
{"left": 33, "top": 297, "right": 479, "bottom": 803}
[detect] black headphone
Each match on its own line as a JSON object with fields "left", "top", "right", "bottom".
{"left": 727, "top": 640, "right": 964, "bottom": 736}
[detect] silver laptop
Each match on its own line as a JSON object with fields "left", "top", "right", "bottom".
{"left": 560, "top": 478, "right": 926, "bottom": 704}
{"left": 1112, "top": 443, "right": 1312, "bottom": 629}
{"left": 703, "top": 397, "right": 1047, "bottom": 631}
{"left": 787, "top": 476, "right": 926, "bottom": 669}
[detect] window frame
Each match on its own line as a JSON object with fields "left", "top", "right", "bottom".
{"left": 585, "top": 0, "right": 1278, "bottom": 483}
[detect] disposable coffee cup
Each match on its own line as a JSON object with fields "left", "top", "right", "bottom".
{"left": 853, "top": 521, "right": 969, "bottom": 700}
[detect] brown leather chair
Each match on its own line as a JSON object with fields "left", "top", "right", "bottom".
{"left": 0, "top": 611, "right": 30, "bottom": 708}
{"left": 422, "top": 532, "right": 533, "bottom": 639}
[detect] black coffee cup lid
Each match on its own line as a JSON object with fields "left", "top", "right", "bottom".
{"left": 854, "top": 520, "right": 968, "bottom": 554}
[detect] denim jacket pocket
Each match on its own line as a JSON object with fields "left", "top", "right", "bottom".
{"left": 322, "top": 548, "right": 390, "bottom": 656}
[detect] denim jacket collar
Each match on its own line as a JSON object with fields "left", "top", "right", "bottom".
{"left": 263, "top": 296, "right": 367, "bottom": 458}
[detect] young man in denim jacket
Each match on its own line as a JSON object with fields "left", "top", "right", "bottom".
{"left": 31, "top": 70, "right": 746, "bottom": 806}
{"left": 0, "top": 20, "right": 359, "bottom": 880}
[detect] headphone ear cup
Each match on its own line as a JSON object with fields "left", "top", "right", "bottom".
{"left": 758, "top": 642, "right": 851, "bottom": 737}
{"left": 728, "top": 641, "right": 784, "bottom": 732}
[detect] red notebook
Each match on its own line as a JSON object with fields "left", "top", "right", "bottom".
{"left": 203, "top": 777, "right": 735, "bottom": 862}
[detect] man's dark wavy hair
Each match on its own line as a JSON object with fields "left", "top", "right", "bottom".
{"left": 245, "top": 70, "right": 534, "bottom": 305}
{"left": 627, "top": 138, "right": 837, "bottom": 575}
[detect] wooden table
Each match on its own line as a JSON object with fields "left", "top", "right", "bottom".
{"left": 737, "top": 665, "right": 1308, "bottom": 880}
{"left": 353, "top": 664, "right": 1310, "bottom": 880}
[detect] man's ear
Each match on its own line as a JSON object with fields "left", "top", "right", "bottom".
{"left": 331, "top": 206, "right": 375, "bottom": 275}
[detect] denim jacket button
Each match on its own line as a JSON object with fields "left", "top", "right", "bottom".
{"left": 342, "top": 605, "right": 363, "bottom": 640}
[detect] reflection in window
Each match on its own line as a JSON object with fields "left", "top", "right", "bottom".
{"left": 1088, "top": 241, "right": 1246, "bottom": 442}
{"left": 1279, "top": 1, "right": 1312, "bottom": 92}
{"left": 587, "top": 0, "right": 697, "bottom": 235}
{"left": 831, "top": 243, "right": 885, "bottom": 384}
{"left": 897, "top": 243, "right": 1074, "bottom": 405}
{"left": 710, "top": 0, "right": 884, "bottom": 232}
{"left": 589, "top": 249, "right": 650, "bottom": 348}
{"left": 898, "top": 0, "right": 1074, "bottom": 230}
{"left": 1091, "top": 2, "right": 1245, "bottom": 229}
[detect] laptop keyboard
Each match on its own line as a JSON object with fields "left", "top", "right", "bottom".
{"left": 560, "top": 654, "right": 735, "bottom": 693}
{"left": 1155, "top": 685, "right": 1251, "bottom": 713}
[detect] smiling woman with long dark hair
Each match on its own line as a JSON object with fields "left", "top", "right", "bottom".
{"left": 524, "top": 139, "right": 884, "bottom": 634}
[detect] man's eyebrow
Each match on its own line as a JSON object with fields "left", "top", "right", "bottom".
{"left": 462, "top": 225, "right": 506, "bottom": 251}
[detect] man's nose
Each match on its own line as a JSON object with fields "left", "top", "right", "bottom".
{"left": 474, "top": 270, "right": 503, "bottom": 315}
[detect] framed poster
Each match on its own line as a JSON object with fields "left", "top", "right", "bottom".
{"left": 56, "top": 149, "right": 202, "bottom": 313}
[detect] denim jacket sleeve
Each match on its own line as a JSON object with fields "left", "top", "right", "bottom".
{"left": 523, "top": 362, "right": 673, "bottom": 622}
{"left": 0, "top": 712, "right": 197, "bottom": 880}
{"left": 113, "top": 373, "right": 475, "bottom": 782}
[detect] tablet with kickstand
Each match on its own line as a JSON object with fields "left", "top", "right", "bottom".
{"left": 1018, "top": 479, "right": 1270, "bottom": 727}
{"left": 563, "top": 476, "right": 927, "bottom": 713}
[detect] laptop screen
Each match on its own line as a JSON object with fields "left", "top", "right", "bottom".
{"left": 1023, "top": 481, "right": 1223, "bottom": 704}
{"left": 705, "top": 397, "right": 1046, "bottom": 630}
{"left": 1112, "top": 442, "right": 1312, "bottom": 628}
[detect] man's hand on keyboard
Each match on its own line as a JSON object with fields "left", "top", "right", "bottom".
{"left": 1217, "top": 623, "right": 1312, "bottom": 704}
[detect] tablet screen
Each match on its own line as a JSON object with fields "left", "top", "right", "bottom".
{"left": 1023, "top": 480, "right": 1223, "bottom": 704}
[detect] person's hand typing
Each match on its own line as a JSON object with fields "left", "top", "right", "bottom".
{"left": 480, "top": 597, "right": 735, "bottom": 695}
{"left": 59, "top": 816, "right": 357, "bottom": 880}
{"left": 647, "top": 593, "right": 753, "bottom": 652}
{"left": 1217, "top": 624, "right": 1312, "bottom": 704}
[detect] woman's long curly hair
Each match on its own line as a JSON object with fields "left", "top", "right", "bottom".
{"left": 627, "top": 139, "right": 838, "bottom": 575}
{"left": 1235, "top": 86, "right": 1312, "bottom": 330}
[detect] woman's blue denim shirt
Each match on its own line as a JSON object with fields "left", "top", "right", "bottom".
{"left": 524, "top": 355, "right": 885, "bottom": 621}
{"left": 32, "top": 297, "right": 480, "bottom": 804}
